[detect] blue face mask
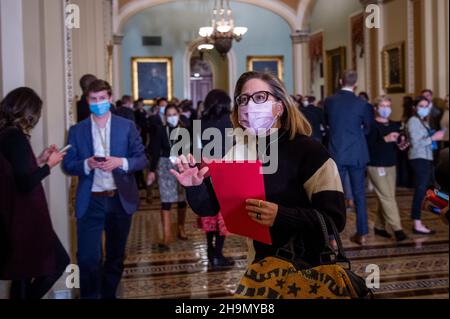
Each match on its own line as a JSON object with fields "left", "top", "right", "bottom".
{"left": 90, "top": 100, "right": 111, "bottom": 117}
{"left": 378, "top": 107, "right": 392, "bottom": 119}
{"left": 417, "top": 107, "right": 431, "bottom": 119}
{"left": 159, "top": 106, "right": 166, "bottom": 116}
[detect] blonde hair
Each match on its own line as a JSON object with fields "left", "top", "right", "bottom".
{"left": 374, "top": 95, "right": 392, "bottom": 108}
{"left": 231, "top": 72, "right": 312, "bottom": 140}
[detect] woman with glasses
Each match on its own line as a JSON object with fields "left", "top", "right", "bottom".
{"left": 170, "top": 71, "right": 346, "bottom": 267}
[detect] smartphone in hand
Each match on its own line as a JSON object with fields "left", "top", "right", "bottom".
{"left": 59, "top": 144, "right": 72, "bottom": 153}
{"left": 94, "top": 156, "right": 107, "bottom": 162}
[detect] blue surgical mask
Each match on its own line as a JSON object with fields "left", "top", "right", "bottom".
{"left": 159, "top": 106, "right": 166, "bottom": 116}
{"left": 417, "top": 107, "right": 431, "bottom": 119}
{"left": 378, "top": 107, "right": 392, "bottom": 119}
{"left": 90, "top": 100, "right": 111, "bottom": 117}
{"left": 167, "top": 115, "right": 179, "bottom": 127}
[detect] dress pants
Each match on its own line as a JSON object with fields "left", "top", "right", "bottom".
{"left": 410, "top": 159, "right": 433, "bottom": 220}
{"left": 76, "top": 194, "right": 132, "bottom": 299}
{"left": 337, "top": 165, "right": 369, "bottom": 235}
{"left": 367, "top": 166, "right": 403, "bottom": 231}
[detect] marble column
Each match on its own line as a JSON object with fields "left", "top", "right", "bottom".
{"left": 291, "top": 30, "right": 310, "bottom": 95}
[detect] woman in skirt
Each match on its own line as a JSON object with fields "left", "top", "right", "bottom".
{"left": 147, "top": 104, "right": 188, "bottom": 251}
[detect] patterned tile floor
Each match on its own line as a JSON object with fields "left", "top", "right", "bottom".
{"left": 119, "top": 188, "right": 449, "bottom": 299}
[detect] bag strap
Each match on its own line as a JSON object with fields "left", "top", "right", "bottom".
{"left": 316, "top": 211, "right": 350, "bottom": 263}
{"left": 275, "top": 209, "right": 350, "bottom": 268}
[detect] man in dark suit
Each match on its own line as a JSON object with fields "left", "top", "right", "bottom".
{"left": 422, "top": 89, "right": 443, "bottom": 132}
{"left": 324, "top": 70, "right": 373, "bottom": 245}
{"left": 114, "top": 95, "right": 136, "bottom": 122}
{"left": 63, "top": 80, "right": 148, "bottom": 299}
{"left": 76, "top": 74, "right": 97, "bottom": 123}
{"left": 147, "top": 97, "right": 168, "bottom": 142}
{"left": 299, "top": 96, "right": 326, "bottom": 144}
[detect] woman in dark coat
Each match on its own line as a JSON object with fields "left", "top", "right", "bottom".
{"left": 0, "top": 87, "right": 70, "bottom": 299}
{"left": 197, "top": 89, "right": 235, "bottom": 268}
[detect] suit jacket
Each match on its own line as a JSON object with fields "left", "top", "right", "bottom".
{"left": 63, "top": 114, "right": 148, "bottom": 219}
{"left": 76, "top": 95, "right": 91, "bottom": 123}
{"left": 113, "top": 106, "right": 136, "bottom": 122}
{"left": 324, "top": 90, "right": 373, "bottom": 167}
{"left": 300, "top": 105, "right": 325, "bottom": 143}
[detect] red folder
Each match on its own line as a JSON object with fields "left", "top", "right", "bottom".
{"left": 207, "top": 160, "right": 272, "bottom": 245}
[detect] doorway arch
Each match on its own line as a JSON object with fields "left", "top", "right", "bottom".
{"left": 183, "top": 38, "right": 237, "bottom": 100}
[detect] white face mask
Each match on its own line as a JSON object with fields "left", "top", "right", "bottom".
{"left": 167, "top": 115, "right": 179, "bottom": 127}
{"left": 303, "top": 101, "right": 309, "bottom": 107}
{"left": 238, "top": 101, "right": 282, "bottom": 136}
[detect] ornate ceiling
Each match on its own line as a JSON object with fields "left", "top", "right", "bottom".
{"left": 118, "top": 0, "right": 303, "bottom": 12}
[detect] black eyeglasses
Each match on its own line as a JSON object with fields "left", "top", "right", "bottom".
{"left": 235, "top": 91, "right": 277, "bottom": 107}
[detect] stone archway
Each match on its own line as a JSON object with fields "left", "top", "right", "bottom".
{"left": 112, "top": 0, "right": 318, "bottom": 95}
{"left": 183, "top": 38, "right": 237, "bottom": 100}
{"left": 114, "top": 0, "right": 307, "bottom": 34}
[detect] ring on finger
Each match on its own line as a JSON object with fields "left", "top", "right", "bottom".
{"left": 256, "top": 212, "right": 262, "bottom": 220}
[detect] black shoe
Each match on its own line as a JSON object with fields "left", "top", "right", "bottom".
{"left": 157, "top": 244, "right": 170, "bottom": 252}
{"left": 207, "top": 248, "right": 215, "bottom": 263}
{"left": 412, "top": 227, "right": 436, "bottom": 235}
{"left": 394, "top": 230, "right": 408, "bottom": 242}
{"left": 211, "top": 256, "right": 235, "bottom": 268}
{"left": 374, "top": 228, "right": 392, "bottom": 239}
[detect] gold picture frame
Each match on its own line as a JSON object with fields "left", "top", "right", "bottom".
{"left": 247, "top": 56, "right": 284, "bottom": 81}
{"left": 381, "top": 42, "right": 405, "bottom": 94}
{"left": 326, "top": 47, "right": 347, "bottom": 95}
{"left": 131, "top": 57, "right": 173, "bottom": 104}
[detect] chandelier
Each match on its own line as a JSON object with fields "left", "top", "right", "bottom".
{"left": 198, "top": 0, "right": 248, "bottom": 56}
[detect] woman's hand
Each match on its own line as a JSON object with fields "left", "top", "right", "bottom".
{"left": 38, "top": 144, "right": 58, "bottom": 166}
{"left": 170, "top": 154, "right": 209, "bottom": 187}
{"left": 147, "top": 172, "right": 156, "bottom": 186}
{"left": 384, "top": 132, "right": 399, "bottom": 143}
{"left": 432, "top": 130, "right": 445, "bottom": 141}
{"left": 47, "top": 151, "right": 66, "bottom": 169}
{"left": 246, "top": 199, "right": 278, "bottom": 227}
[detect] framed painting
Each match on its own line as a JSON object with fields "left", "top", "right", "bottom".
{"left": 326, "top": 47, "right": 347, "bottom": 95}
{"left": 247, "top": 56, "right": 284, "bottom": 81}
{"left": 382, "top": 42, "right": 405, "bottom": 94}
{"left": 131, "top": 57, "right": 173, "bottom": 103}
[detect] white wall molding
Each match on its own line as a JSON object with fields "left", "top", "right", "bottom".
{"left": 297, "top": 0, "right": 317, "bottom": 29}
{"left": 64, "top": 0, "right": 75, "bottom": 129}
{"left": 423, "top": 0, "right": 434, "bottom": 90}
{"left": 437, "top": 0, "right": 448, "bottom": 97}
{"left": 406, "top": 0, "right": 415, "bottom": 94}
{"left": 0, "top": 0, "right": 25, "bottom": 94}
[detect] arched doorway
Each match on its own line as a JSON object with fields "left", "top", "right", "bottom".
{"left": 190, "top": 55, "right": 213, "bottom": 109}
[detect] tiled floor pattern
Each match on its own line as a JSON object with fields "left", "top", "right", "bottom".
{"left": 120, "top": 188, "right": 449, "bottom": 299}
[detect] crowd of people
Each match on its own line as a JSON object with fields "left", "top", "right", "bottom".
{"left": 0, "top": 69, "right": 448, "bottom": 299}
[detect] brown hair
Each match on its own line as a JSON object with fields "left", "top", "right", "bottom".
{"left": 0, "top": 87, "right": 43, "bottom": 134}
{"left": 87, "top": 79, "right": 112, "bottom": 97}
{"left": 341, "top": 70, "right": 358, "bottom": 87}
{"left": 79, "top": 74, "right": 97, "bottom": 94}
{"left": 231, "top": 71, "right": 311, "bottom": 140}
{"left": 413, "top": 96, "right": 431, "bottom": 122}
